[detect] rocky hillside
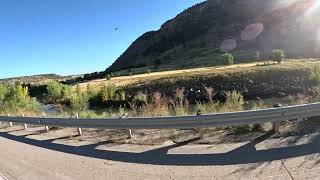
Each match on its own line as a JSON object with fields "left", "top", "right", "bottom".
{"left": 107, "top": 0, "right": 320, "bottom": 72}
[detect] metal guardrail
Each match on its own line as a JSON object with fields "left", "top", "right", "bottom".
{"left": 0, "top": 102, "right": 319, "bottom": 130}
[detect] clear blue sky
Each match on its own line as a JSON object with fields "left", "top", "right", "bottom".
{"left": 0, "top": 0, "right": 204, "bottom": 79}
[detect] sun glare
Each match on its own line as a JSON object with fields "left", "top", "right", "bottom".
{"left": 304, "top": 0, "right": 320, "bottom": 17}
{"left": 275, "top": 0, "right": 301, "bottom": 8}
{"left": 273, "top": 0, "right": 319, "bottom": 17}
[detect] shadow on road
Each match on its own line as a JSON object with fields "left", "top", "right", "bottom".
{"left": 0, "top": 131, "right": 319, "bottom": 166}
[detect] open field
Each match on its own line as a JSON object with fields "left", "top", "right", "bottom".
{"left": 78, "top": 61, "right": 262, "bottom": 89}
{"left": 79, "top": 59, "right": 320, "bottom": 89}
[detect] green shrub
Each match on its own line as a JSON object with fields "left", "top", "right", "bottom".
{"left": 195, "top": 101, "right": 219, "bottom": 114}
{"left": 99, "top": 84, "right": 116, "bottom": 102}
{"left": 118, "top": 90, "right": 126, "bottom": 101}
{"left": 106, "top": 74, "right": 112, "bottom": 80}
{"left": 223, "top": 91, "right": 244, "bottom": 111}
{"left": 61, "top": 85, "right": 72, "bottom": 102}
{"left": 47, "top": 81, "right": 63, "bottom": 102}
{"left": 70, "top": 85, "right": 89, "bottom": 113}
{"left": 0, "top": 84, "right": 41, "bottom": 114}
{"left": 0, "top": 84, "right": 8, "bottom": 103}
{"left": 86, "top": 84, "right": 97, "bottom": 98}
{"left": 4, "top": 85, "right": 29, "bottom": 112}
{"left": 310, "top": 66, "right": 320, "bottom": 85}
{"left": 26, "top": 97, "right": 42, "bottom": 113}
{"left": 46, "top": 81, "right": 72, "bottom": 103}
{"left": 272, "top": 49, "right": 285, "bottom": 64}
{"left": 310, "top": 66, "right": 320, "bottom": 97}
{"left": 225, "top": 91, "right": 244, "bottom": 105}
{"left": 221, "top": 53, "right": 234, "bottom": 65}
{"left": 133, "top": 91, "right": 147, "bottom": 103}
{"left": 79, "top": 111, "right": 102, "bottom": 118}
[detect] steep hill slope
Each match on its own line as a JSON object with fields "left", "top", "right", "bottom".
{"left": 107, "top": 0, "right": 320, "bottom": 72}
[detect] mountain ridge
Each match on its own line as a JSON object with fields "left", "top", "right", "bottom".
{"left": 106, "top": 0, "right": 320, "bottom": 72}
{"left": 0, "top": 74, "right": 78, "bottom": 85}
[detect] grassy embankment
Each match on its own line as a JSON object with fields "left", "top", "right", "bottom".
{"left": 3, "top": 59, "right": 320, "bottom": 134}
{"left": 79, "top": 59, "right": 319, "bottom": 100}
{"left": 42, "top": 59, "right": 314, "bottom": 118}
{"left": 3, "top": 59, "right": 319, "bottom": 118}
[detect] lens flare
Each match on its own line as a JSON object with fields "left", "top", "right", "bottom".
{"left": 241, "top": 23, "right": 264, "bottom": 41}
{"left": 219, "top": 39, "right": 237, "bottom": 52}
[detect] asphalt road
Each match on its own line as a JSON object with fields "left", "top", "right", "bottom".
{"left": 1, "top": 126, "right": 320, "bottom": 179}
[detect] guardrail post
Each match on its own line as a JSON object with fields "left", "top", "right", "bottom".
{"left": 272, "top": 104, "right": 282, "bottom": 133}
{"left": 45, "top": 125, "right": 49, "bottom": 132}
{"left": 8, "top": 114, "right": 13, "bottom": 127}
{"left": 128, "top": 129, "right": 133, "bottom": 139}
{"left": 120, "top": 113, "right": 132, "bottom": 139}
{"left": 76, "top": 113, "right": 82, "bottom": 136}
{"left": 197, "top": 110, "right": 204, "bottom": 139}
{"left": 22, "top": 114, "right": 28, "bottom": 130}
{"left": 43, "top": 114, "right": 49, "bottom": 132}
{"left": 272, "top": 121, "right": 280, "bottom": 133}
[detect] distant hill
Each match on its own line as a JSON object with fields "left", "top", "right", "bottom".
{"left": 0, "top": 74, "right": 78, "bottom": 85}
{"left": 107, "top": 0, "right": 320, "bottom": 72}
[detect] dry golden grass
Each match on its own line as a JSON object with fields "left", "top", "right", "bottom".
{"left": 77, "top": 59, "right": 320, "bottom": 90}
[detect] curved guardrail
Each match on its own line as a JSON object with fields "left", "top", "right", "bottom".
{"left": 0, "top": 102, "right": 319, "bottom": 130}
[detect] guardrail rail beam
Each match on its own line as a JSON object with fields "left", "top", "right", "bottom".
{"left": 0, "top": 102, "right": 319, "bottom": 135}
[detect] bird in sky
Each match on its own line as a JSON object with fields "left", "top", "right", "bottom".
{"left": 114, "top": 27, "right": 119, "bottom": 31}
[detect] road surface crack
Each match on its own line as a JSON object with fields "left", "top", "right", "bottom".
{"left": 281, "top": 160, "right": 294, "bottom": 180}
